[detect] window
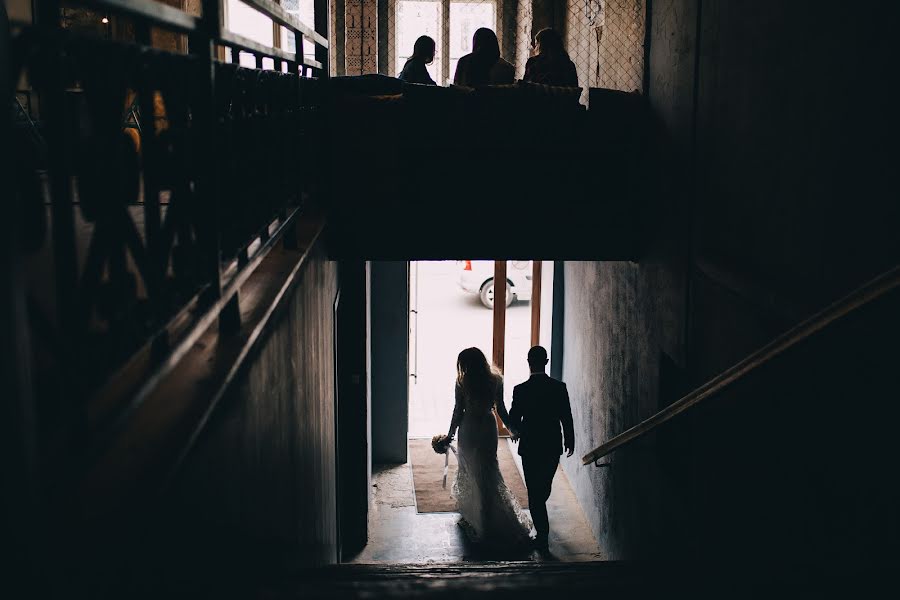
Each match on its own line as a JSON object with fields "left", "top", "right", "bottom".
{"left": 225, "top": 0, "right": 274, "bottom": 68}
{"left": 394, "top": 0, "right": 497, "bottom": 86}
{"left": 396, "top": 1, "right": 443, "bottom": 84}
{"left": 448, "top": 1, "right": 495, "bottom": 85}
{"left": 280, "top": 0, "right": 316, "bottom": 65}
{"left": 224, "top": 0, "right": 316, "bottom": 70}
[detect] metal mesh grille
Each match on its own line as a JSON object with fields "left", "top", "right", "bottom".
{"left": 566, "top": 0, "right": 645, "bottom": 95}
{"left": 345, "top": 0, "right": 379, "bottom": 74}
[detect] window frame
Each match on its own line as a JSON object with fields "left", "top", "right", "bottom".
{"left": 391, "top": 0, "right": 501, "bottom": 86}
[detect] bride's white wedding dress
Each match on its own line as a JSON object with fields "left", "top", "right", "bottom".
{"left": 449, "top": 378, "right": 533, "bottom": 546}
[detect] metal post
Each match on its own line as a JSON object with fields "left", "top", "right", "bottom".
{"left": 36, "top": 0, "right": 80, "bottom": 341}
{"left": 197, "top": 1, "right": 229, "bottom": 324}
{"left": 492, "top": 260, "right": 509, "bottom": 436}
{"left": 441, "top": 0, "right": 450, "bottom": 84}
{"left": 314, "top": 0, "right": 330, "bottom": 76}
{"left": 530, "top": 260, "right": 542, "bottom": 347}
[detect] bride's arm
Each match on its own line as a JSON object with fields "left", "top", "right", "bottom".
{"left": 494, "top": 380, "right": 517, "bottom": 437}
{"left": 448, "top": 383, "right": 465, "bottom": 439}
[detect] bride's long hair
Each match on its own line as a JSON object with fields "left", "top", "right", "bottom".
{"left": 456, "top": 347, "right": 501, "bottom": 404}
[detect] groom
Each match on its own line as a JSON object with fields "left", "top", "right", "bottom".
{"left": 509, "top": 346, "right": 575, "bottom": 551}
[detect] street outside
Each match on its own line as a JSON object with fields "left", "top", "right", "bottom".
{"left": 408, "top": 261, "right": 534, "bottom": 438}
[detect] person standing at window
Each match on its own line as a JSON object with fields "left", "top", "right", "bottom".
{"left": 523, "top": 28, "right": 578, "bottom": 87}
{"left": 452, "top": 28, "right": 514, "bottom": 87}
{"left": 399, "top": 35, "right": 437, "bottom": 85}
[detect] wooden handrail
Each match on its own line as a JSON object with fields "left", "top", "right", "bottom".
{"left": 582, "top": 264, "right": 900, "bottom": 466}
{"left": 83, "top": 0, "right": 201, "bottom": 33}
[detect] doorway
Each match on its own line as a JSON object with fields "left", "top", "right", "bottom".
{"left": 408, "top": 260, "right": 553, "bottom": 438}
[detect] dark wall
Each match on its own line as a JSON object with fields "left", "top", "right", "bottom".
{"left": 675, "top": 286, "right": 899, "bottom": 565}
{"left": 150, "top": 245, "right": 340, "bottom": 586}
{"left": 370, "top": 260, "right": 409, "bottom": 463}
{"left": 690, "top": 0, "right": 899, "bottom": 379}
{"left": 562, "top": 0, "right": 900, "bottom": 562}
{"left": 336, "top": 260, "right": 371, "bottom": 557}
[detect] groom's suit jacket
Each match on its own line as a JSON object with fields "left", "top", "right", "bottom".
{"left": 509, "top": 374, "right": 574, "bottom": 457}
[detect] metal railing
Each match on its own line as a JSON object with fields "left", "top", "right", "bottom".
{"left": 582, "top": 265, "right": 900, "bottom": 466}
{"left": 7, "top": 0, "right": 329, "bottom": 453}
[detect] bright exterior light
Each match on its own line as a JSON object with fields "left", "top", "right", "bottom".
{"left": 101, "top": 17, "right": 110, "bottom": 24}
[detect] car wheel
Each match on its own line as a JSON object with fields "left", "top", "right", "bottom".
{"left": 479, "top": 279, "right": 514, "bottom": 309}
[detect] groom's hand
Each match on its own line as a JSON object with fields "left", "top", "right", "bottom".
{"left": 565, "top": 443, "right": 574, "bottom": 457}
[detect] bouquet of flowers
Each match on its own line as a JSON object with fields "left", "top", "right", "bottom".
{"left": 431, "top": 434, "right": 455, "bottom": 489}
{"left": 431, "top": 434, "right": 452, "bottom": 454}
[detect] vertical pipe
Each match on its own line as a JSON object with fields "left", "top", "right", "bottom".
{"left": 530, "top": 260, "right": 542, "bottom": 346}
{"left": 492, "top": 260, "right": 509, "bottom": 435}
{"left": 36, "top": 0, "right": 79, "bottom": 341}
{"left": 642, "top": 0, "right": 653, "bottom": 96}
{"left": 549, "top": 260, "right": 565, "bottom": 380}
{"left": 441, "top": 0, "right": 450, "bottom": 85}
{"left": 135, "top": 24, "right": 162, "bottom": 306}
{"left": 492, "top": 260, "right": 507, "bottom": 372}
{"left": 335, "top": 0, "right": 345, "bottom": 76}
{"left": 377, "top": 0, "right": 388, "bottom": 75}
{"left": 685, "top": 0, "right": 703, "bottom": 380}
{"left": 316, "top": 0, "right": 333, "bottom": 77}
{"left": 197, "top": 1, "right": 227, "bottom": 317}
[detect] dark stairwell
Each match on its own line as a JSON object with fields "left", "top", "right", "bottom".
{"left": 3, "top": 0, "right": 899, "bottom": 598}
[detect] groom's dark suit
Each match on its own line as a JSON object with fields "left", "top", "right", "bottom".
{"left": 508, "top": 373, "right": 574, "bottom": 546}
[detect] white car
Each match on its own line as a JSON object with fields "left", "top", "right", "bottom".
{"left": 458, "top": 260, "right": 533, "bottom": 309}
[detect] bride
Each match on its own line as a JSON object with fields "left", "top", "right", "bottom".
{"left": 447, "top": 347, "right": 533, "bottom": 547}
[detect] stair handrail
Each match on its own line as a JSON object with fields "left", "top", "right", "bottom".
{"left": 582, "top": 264, "right": 900, "bottom": 466}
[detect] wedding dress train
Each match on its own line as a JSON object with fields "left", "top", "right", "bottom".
{"left": 450, "top": 381, "right": 533, "bottom": 546}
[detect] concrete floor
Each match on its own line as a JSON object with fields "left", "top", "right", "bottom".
{"left": 346, "top": 440, "right": 604, "bottom": 564}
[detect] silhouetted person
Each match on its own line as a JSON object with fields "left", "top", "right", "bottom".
{"left": 399, "top": 35, "right": 437, "bottom": 85}
{"left": 523, "top": 28, "right": 578, "bottom": 87}
{"left": 446, "top": 348, "right": 532, "bottom": 547}
{"left": 452, "top": 27, "right": 514, "bottom": 87}
{"left": 509, "top": 345, "right": 574, "bottom": 552}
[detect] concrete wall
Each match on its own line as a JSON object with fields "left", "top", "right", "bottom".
{"left": 370, "top": 260, "right": 409, "bottom": 463}
{"left": 561, "top": 0, "right": 900, "bottom": 562}
{"left": 560, "top": 257, "right": 687, "bottom": 558}
{"left": 157, "top": 245, "right": 340, "bottom": 581}
{"left": 565, "top": 0, "right": 646, "bottom": 99}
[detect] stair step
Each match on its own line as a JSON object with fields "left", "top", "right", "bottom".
{"left": 260, "top": 561, "right": 668, "bottom": 598}
{"left": 246, "top": 559, "right": 889, "bottom": 599}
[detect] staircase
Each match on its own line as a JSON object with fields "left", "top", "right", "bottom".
{"left": 263, "top": 562, "right": 644, "bottom": 598}
{"left": 213, "top": 560, "right": 886, "bottom": 599}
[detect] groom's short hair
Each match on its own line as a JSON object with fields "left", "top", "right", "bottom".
{"left": 527, "top": 345, "right": 548, "bottom": 365}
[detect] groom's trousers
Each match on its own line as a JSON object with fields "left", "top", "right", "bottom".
{"left": 522, "top": 454, "right": 559, "bottom": 543}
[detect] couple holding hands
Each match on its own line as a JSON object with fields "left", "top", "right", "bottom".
{"left": 437, "top": 345, "right": 574, "bottom": 553}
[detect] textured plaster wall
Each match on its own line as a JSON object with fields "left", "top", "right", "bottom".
{"left": 565, "top": 0, "right": 646, "bottom": 100}
{"left": 559, "top": 0, "right": 694, "bottom": 560}
{"left": 164, "top": 247, "right": 341, "bottom": 569}
{"left": 560, "top": 257, "right": 686, "bottom": 558}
